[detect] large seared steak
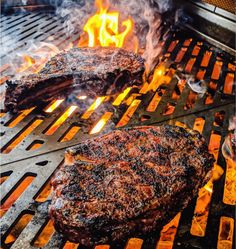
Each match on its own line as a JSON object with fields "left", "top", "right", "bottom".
{"left": 49, "top": 125, "right": 214, "bottom": 247}
{"left": 5, "top": 47, "right": 145, "bottom": 113}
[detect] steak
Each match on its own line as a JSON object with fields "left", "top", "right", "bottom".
{"left": 49, "top": 125, "right": 214, "bottom": 247}
{"left": 5, "top": 47, "right": 145, "bottom": 113}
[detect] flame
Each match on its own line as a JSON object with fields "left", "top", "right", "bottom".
{"left": 157, "top": 213, "right": 181, "bottom": 249}
{"left": 116, "top": 99, "right": 141, "bottom": 127}
{"left": 147, "top": 64, "right": 166, "bottom": 92}
{"left": 77, "top": 95, "right": 87, "bottom": 100}
{"left": 44, "top": 99, "right": 64, "bottom": 113}
{"left": 79, "top": 0, "right": 135, "bottom": 49}
{"left": 90, "top": 111, "right": 113, "bottom": 134}
{"left": 113, "top": 87, "right": 132, "bottom": 106}
{"left": 45, "top": 106, "right": 77, "bottom": 135}
{"left": 17, "top": 55, "right": 35, "bottom": 73}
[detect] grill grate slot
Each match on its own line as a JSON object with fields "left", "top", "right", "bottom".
{"left": 32, "top": 219, "right": 55, "bottom": 248}
{"left": 3, "top": 211, "right": 34, "bottom": 248}
{"left": 0, "top": 173, "right": 36, "bottom": 217}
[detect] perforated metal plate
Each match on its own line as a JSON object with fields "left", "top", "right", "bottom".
{"left": 0, "top": 12, "right": 235, "bottom": 249}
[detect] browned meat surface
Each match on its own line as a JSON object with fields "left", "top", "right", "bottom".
{"left": 5, "top": 47, "right": 145, "bottom": 113}
{"left": 49, "top": 125, "right": 214, "bottom": 247}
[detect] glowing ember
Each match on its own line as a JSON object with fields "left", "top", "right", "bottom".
{"left": 60, "top": 126, "right": 81, "bottom": 143}
{"left": 90, "top": 111, "right": 113, "bottom": 134}
{"left": 94, "top": 245, "right": 110, "bottom": 249}
{"left": 44, "top": 99, "right": 64, "bottom": 113}
{"left": 192, "top": 44, "right": 201, "bottom": 56}
{"left": 0, "top": 175, "right": 9, "bottom": 185}
{"left": 171, "top": 79, "right": 187, "bottom": 101}
{"left": 82, "top": 96, "right": 106, "bottom": 119}
{"left": 223, "top": 73, "right": 234, "bottom": 94}
{"left": 0, "top": 112, "right": 6, "bottom": 118}
{"left": 17, "top": 55, "right": 35, "bottom": 73}
{"left": 139, "top": 82, "right": 149, "bottom": 94}
{"left": 126, "top": 238, "right": 143, "bottom": 249}
{"left": 185, "top": 57, "right": 196, "bottom": 73}
{"left": 183, "top": 38, "right": 192, "bottom": 47}
{"left": 45, "top": 106, "right": 77, "bottom": 135}
{"left": 175, "top": 47, "right": 187, "bottom": 63}
{"left": 146, "top": 91, "right": 165, "bottom": 112}
{"left": 222, "top": 132, "right": 236, "bottom": 205}
{"left": 112, "top": 87, "right": 131, "bottom": 106}
{"left": 33, "top": 220, "right": 55, "bottom": 247}
{"left": 167, "top": 40, "right": 179, "bottom": 53}
{"left": 156, "top": 213, "right": 181, "bottom": 249}
{"left": 116, "top": 99, "right": 141, "bottom": 127}
{"left": 0, "top": 175, "right": 35, "bottom": 217}
{"left": 5, "top": 213, "right": 33, "bottom": 245}
{"left": 63, "top": 242, "right": 79, "bottom": 249}
{"left": 2, "top": 119, "right": 43, "bottom": 154}
{"left": 193, "top": 118, "right": 205, "bottom": 133}
{"left": 79, "top": 0, "right": 135, "bottom": 50}
{"left": 223, "top": 158, "right": 236, "bottom": 205}
{"left": 184, "top": 91, "right": 198, "bottom": 110}
{"left": 147, "top": 64, "right": 166, "bottom": 92}
{"left": 201, "top": 51, "right": 212, "bottom": 67}
{"left": 191, "top": 164, "right": 224, "bottom": 236}
{"left": 217, "top": 216, "right": 234, "bottom": 249}
{"left": 211, "top": 61, "right": 222, "bottom": 80}
{"left": 7, "top": 107, "right": 35, "bottom": 128}
{"left": 77, "top": 95, "right": 87, "bottom": 100}
{"left": 27, "top": 141, "right": 44, "bottom": 151}
{"left": 175, "top": 121, "right": 188, "bottom": 129}
{"left": 191, "top": 129, "right": 224, "bottom": 237}
{"left": 125, "top": 93, "right": 141, "bottom": 106}
{"left": 35, "top": 180, "right": 52, "bottom": 202}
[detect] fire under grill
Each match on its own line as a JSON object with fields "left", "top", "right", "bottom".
{"left": 0, "top": 10, "right": 235, "bottom": 249}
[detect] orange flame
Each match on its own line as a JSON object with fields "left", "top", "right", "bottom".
{"left": 17, "top": 55, "right": 35, "bottom": 73}
{"left": 79, "top": 0, "right": 135, "bottom": 49}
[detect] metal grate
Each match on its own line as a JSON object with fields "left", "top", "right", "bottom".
{"left": 0, "top": 12, "right": 235, "bottom": 249}
{"left": 203, "top": 0, "right": 235, "bottom": 13}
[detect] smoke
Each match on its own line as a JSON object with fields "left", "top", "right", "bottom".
{"left": 228, "top": 116, "right": 236, "bottom": 131}
{"left": 112, "top": 0, "right": 175, "bottom": 73}
{"left": 142, "top": 0, "right": 174, "bottom": 74}
{"left": 2, "top": 39, "right": 73, "bottom": 79}
{"left": 56, "top": 0, "right": 95, "bottom": 35}
{"left": 2, "top": 0, "right": 176, "bottom": 80}
{"left": 186, "top": 76, "right": 208, "bottom": 97}
{"left": 221, "top": 116, "right": 236, "bottom": 161}
{"left": 174, "top": 71, "right": 208, "bottom": 97}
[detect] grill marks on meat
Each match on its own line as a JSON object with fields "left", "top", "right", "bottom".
{"left": 49, "top": 125, "right": 214, "bottom": 246}
{"left": 5, "top": 47, "right": 145, "bottom": 113}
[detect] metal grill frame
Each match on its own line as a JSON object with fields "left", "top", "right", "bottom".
{"left": 0, "top": 11, "right": 235, "bottom": 249}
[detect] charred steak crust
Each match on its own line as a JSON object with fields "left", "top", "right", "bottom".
{"left": 49, "top": 125, "right": 214, "bottom": 247}
{"left": 5, "top": 47, "right": 145, "bottom": 112}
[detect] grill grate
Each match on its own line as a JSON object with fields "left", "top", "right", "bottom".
{"left": 0, "top": 12, "right": 235, "bottom": 249}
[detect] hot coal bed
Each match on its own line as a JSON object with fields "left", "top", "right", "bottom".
{"left": 0, "top": 1, "right": 235, "bottom": 249}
